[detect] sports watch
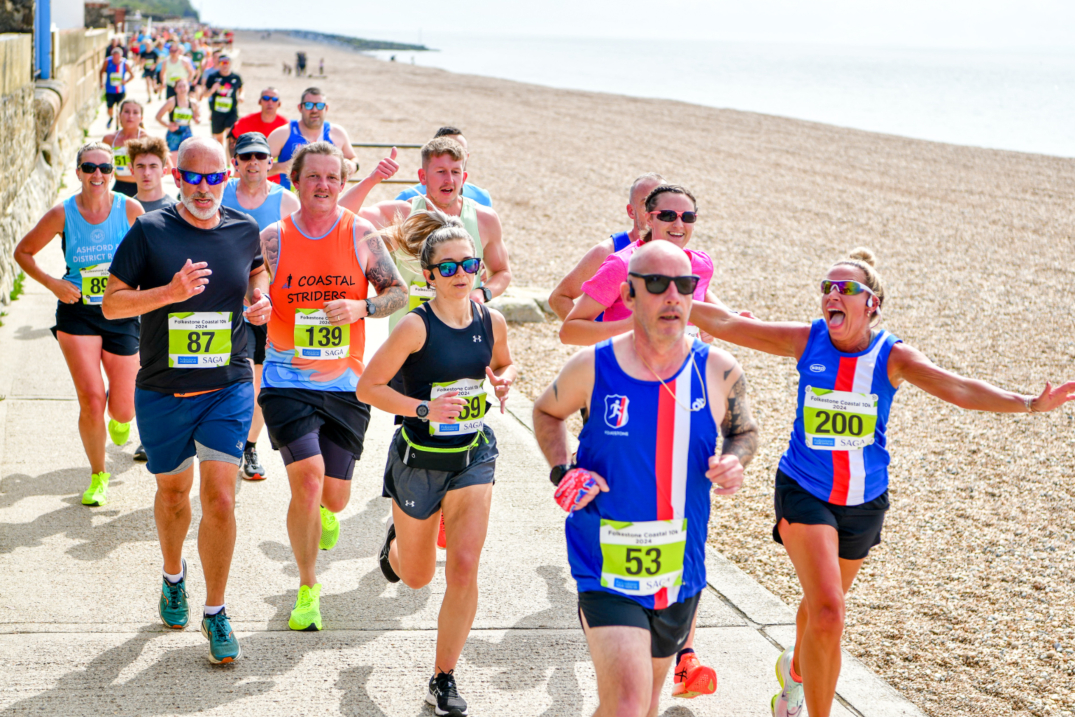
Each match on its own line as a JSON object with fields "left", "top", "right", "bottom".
{"left": 480, "top": 286, "right": 493, "bottom": 303}
{"left": 365, "top": 298, "right": 375, "bottom": 316}
{"left": 416, "top": 401, "right": 430, "bottom": 421}
{"left": 549, "top": 463, "right": 576, "bottom": 486}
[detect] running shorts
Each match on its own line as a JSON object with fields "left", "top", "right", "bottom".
{"left": 165, "top": 82, "right": 177, "bottom": 99}
{"left": 773, "top": 469, "right": 889, "bottom": 561}
{"left": 259, "top": 387, "right": 371, "bottom": 457}
{"left": 577, "top": 589, "right": 702, "bottom": 659}
{"left": 142, "top": 68, "right": 154, "bottom": 79}
{"left": 112, "top": 179, "right": 138, "bottom": 198}
{"left": 211, "top": 112, "right": 238, "bottom": 136}
{"left": 382, "top": 426, "right": 497, "bottom": 520}
{"left": 245, "top": 321, "right": 267, "bottom": 365}
{"left": 166, "top": 126, "right": 193, "bottom": 152}
{"left": 105, "top": 91, "right": 126, "bottom": 108}
{"left": 135, "top": 381, "right": 253, "bottom": 475}
{"left": 52, "top": 300, "right": 139, "bottom": 356}
{"left": 277, "top": 430, "right": 359, "bottom": 481}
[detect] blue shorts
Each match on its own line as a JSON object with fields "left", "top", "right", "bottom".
{"left": 135, "top": 381, "right": 253, "bottom": 475}
{"left": 166, "top": 126, "right": 193, "bottom": 152}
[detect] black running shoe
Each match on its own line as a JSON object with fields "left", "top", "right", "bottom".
{"left": 241, "top": 447, "right": 266, "bottom": 481}
{"left": 426, "top": 670, "right": 468, "bottom": 716}
{"left": 133, "top": 444, "right": 148, "bottom": 462}
{"left": 379, "top": 516, "right": 399, "bottom": 583}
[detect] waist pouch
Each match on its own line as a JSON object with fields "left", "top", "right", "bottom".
{"left": 394, "top": 425, "right": 487, "bottom": 472}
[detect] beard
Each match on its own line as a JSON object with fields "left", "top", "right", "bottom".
{"left": 181, "top": 190, "right": 222, "bottom": 220}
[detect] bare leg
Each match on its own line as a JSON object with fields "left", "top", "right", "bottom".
{"left": 320, "top": 475, "right": 351, "bottom": 514}
{"left": 56, "top": 333, "right": 107, "bottom": 474}
{"left": 155, "top": 465, "right": 195, "bottom": 575}
{"left": 583, "top": 610, "right": 675, "bottom": 717}
{"left": 285, "top": 454, "right": 325, "bottom": 587}
{"left": 101, "top": 350, "right": 138, "bottom": 424}
{"left": 388, "top": 501, "right": 440, "bottom": 589}
{"left": 247, "top": 362, "right": 264, "bottom": 443}
{"left": 198, "top": 460, "right": 240, "bottom": 605}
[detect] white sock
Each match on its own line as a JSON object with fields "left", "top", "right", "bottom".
{"left": 163, "top": 566, "right": 184, "bottom": 584}
{"left": 203, "top": 604, "right": 225, "bottom": 616}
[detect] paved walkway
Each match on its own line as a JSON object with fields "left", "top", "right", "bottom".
{"left": 0, "top": 70, "right": 925, "bottom": 716}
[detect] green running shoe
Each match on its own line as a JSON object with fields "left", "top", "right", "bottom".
{"left": 107, "top": 418, "right": 131, "bottom": 446}
{"left": 81, "top": 472, "right": 109, "bottom": 506}
{"left": 319, "top": 506, "right": 340, "bottom": 551}
{"left": 200, "top": 609, "right": 242, "bottom": 664}
{"left": 288, "top": 583, "right": 323, "bottom": 631}
{"left": 158, "top": 558, "right": 189, "bottom": 629}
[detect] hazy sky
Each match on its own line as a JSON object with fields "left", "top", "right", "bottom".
{"left": 201, "top": 0, "right": 1075, "bottom": 49}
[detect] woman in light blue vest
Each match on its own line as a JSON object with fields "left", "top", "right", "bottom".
{"left": 14, "top": 142, "right": 144, "bottom": 507}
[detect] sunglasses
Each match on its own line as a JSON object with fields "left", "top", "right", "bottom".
{"left": 821, "top": 279, "right": 877, "bottom": 300}
{"left": 79, "top": 162, "right": 114, "bottom": 175}
{"left": 649, "top": 210, "right": 699, "bottom": 224}
{"left": 261, "top": 95, "right": 279, "bottom": 102}
{"left": 237, "top": 152, "right": 269, "bottom": 162}
{"left": 177, "top": 169, "right": 228, "bottom": 186}
{"left": 302, "top": 101, "right": 327, "bottom": 110}
{"left": 628, "top": 272, "right": 700, "bottom": 295}
{"left": 429, "top": 257, "right": 481, "bottom": 278}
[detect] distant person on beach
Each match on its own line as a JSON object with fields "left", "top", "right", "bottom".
{"left": 549, "top": 172, "right": 663, "bottom": 321}
{"left": 395, "top": 126, "right": 493, "bottom": 207}
{"left": 296, "top": 51, "right": 307, "bottom": 76}
{"left": 319, "top": 58, "right": 324, "bottom": 76}
{"left": 267, "top": 87, "right": 357, "bottom": 191}
{"left": 228, "top": 87, "right": 288, "bottom": 181}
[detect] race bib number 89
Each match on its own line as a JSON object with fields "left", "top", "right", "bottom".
{"left": 803, "top": 386, "right": 877, "bottom": 451}
{"left": 168, "top": 312, "right": 232, "bottom": 368}
{"left": 429, "top": 378, "right": 487, "bottom": 436}
{"left": 294, "top": 309, "right": 349, "bottom": 359}
{"left": 599, "top": 519, "right": 687, "bottom": 596}
{"left": 80, "top": 264, "right": 110, "bottom": 305}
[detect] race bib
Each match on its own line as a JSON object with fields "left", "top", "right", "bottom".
{"left": 168, "top": 312, "right": 232, "bottom": 368}
{"left": 293, "top": 309, "right": 349, "bottom": 359}
{"left": 803, "top": 386, "right": 877, "bottom": 451}
{"left": 80, "top": 264, "right": 110, "bottom": 305}
{"left": 214, "top": 95, "right": 233, "bottom": 113}
{"left": 109, "top": 72, "right": 124, "bottom": 87}
{"left": 172, "top": 107, "right": 193, "bottom": 126}
{"left": 408, "top": 281, "right": 435, "bottom": 311}
{"left": 685, "top": 325, "right": 700, "bottom": 339}
{"left": 599, "top": 519, "right": 687, "bottom": 596}
{"left": 113, "top": 148, "right": 131, "bottom": 177}
{"left": 429, "top": 378, "right": 486, "bottom": 436}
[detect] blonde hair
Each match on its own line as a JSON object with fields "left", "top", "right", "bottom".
{"left": 76, "top": 141, "right": 113, "bottom": 166}
{"left": 832, "top": 247, "right": 886, "bottom": 321}
{"left": 379, "top": 210, "right": 474, "bottom": 284}
{"left": 421, "top": 136, "right": 466, "bottom": 169}
{"left": 289, "top": 141, "right": 348, "bottom": 184}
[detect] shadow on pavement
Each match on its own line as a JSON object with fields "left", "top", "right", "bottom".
{"left": 13, "top": 324, "right": 52, "bottom": 342}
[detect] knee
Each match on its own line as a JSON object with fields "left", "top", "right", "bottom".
{"left": 291, "top": 472, "right": 323, "bottom": 510}
{"left": 157, "top": 487, "right": 188, "bottom": 513}
{"left": 321, "top": 492, "right": 347, "bottom": 514}
{"left": 606, "top": 691, "right": 651, "bottom": 717}
{"left": 79, "top": 390, "right": 107, "bottom": 418}
{"left": 809, "top": 593, "right": 846, "bottom": 637}
{"left": 398, "top": 564, "right": 435, "bottom": 590}
{"left": 200, "top": 486, "right": 235, "bottom": 517}
{"left": 444, "top": 548, "right": 482, "bottom": 590}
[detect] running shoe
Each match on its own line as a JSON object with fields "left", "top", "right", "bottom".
{"left": 379, "top": 515, "right": 399, "bottom": 583}
{"left": 288, "top": 583, "right": 322, "bottom": 631}
{"left": 106, "top": 116, "right": 112, "bottom": 129}
{"left": 437, "top": 511, "right": 447, "bottom": 549}
{"left": 241, "top": 446, "right": 266, "bottom": 481}
{"left": 200, "top": 609, "right": 242, "bottom": 664}
{"left": 319, "top": 506, "right": 340, "bottom": 550}
{"left": 158, "top": 558, "right": 189, "bottom": 629}
{"left": 133, "top": 444, "right": 147, "bottom": 462}
{"left": 426, "top": 670, "right": 468, "bottom": 716}
{"left": 107, "top": 418, "right": 131, "bottom": 446}
{"left": 672, "top": 650, "right": 717, "bottom": 699}
{"left": 81, "top": 472, "right": 109, "bottom": 506}
{"left": 771, "top": 648, "right": 804, "bottom": 717}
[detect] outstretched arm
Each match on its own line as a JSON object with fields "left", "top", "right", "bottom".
{"left": 690, "top": 302, "right": 810, "bottom": 359}
{"left": 559, "top": 293, "right": 632, "bottom": 346}
{"left": 549, "top": 239, "right": 614, "bottom": 321}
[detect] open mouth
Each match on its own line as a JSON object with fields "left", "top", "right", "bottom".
{"left": 826, "top": 306, "right": 846, "bottom": 327}
{"left": 658, "top": 311, "right": 682, "bottom": 324}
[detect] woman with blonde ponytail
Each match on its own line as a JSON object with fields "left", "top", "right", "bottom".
{"left": 688, "top": 248, "right": 1075, "bottom": 717}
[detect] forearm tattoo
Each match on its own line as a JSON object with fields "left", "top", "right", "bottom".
{"left": 720, "top": 374, "right": 759, "bottom": 467}
{"left": 261, "top": 225, "right": 280, "bottom": 280}
{"left": 364, "top": 233, "right": 407, "bottom": 315}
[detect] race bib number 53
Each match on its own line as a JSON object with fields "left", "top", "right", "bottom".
{"left": 600, "top": 519, "right": 687, "bottom": 596}
{"left": 803, "top": 386, "right": 877, "bottom": 451}
{"left": 294, "top": 309, "right": 349, "bottom": 359}
{"left": 168, "top": 312, "right": 232, "bottom": 368}
{"left": 430, "top": 378, "right": 487, "bottom": 436}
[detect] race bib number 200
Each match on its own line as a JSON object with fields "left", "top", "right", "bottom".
{"left": 599, "top": 519, "right": 687, "bottom": 597}
{"left": 168, "top": 312, "right": 232, "bottom": 368}
{"left": 803, "top": 387, "right": 877, "bottom": 451}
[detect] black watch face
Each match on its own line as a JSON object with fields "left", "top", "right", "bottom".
{"left": 416, "top": 403, "right": 429, "bottom": 418}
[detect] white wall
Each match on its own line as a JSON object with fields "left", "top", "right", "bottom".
{"left": 51, "top": 0, "right": 85, "bottom": 30}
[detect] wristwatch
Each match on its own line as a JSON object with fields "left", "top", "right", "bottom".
{"left": 416, "top": 401, "right": 430, "bottom": 421}
{"left": 549, "top": 463, "right": 575, "bottom": 486}
{"left": 365, "top": 298, "right": 375, "bottom": 316}
{"left": 481, "top": 286, "right": 492, "bottom": 303}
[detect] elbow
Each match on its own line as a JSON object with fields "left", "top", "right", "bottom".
{"left": 100, "top": 299, "right": 117, "bottom": 320}
{"left": 558, "top": 322, "right": 580, "bottom": 346}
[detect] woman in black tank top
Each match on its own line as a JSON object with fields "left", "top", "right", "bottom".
{"left": 357, "top": 210, "right": 516, "bottom": 713}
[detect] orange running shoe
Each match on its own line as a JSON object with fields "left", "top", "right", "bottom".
{"left": 672, "top": 651, "right": 717, "bottom": 699}
{"left": 436, "top": 511, "right": 447, "bottom": 549}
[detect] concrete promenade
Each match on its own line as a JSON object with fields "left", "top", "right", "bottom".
{"left": 0, "top": 78, "right": 925, "bottom": 716}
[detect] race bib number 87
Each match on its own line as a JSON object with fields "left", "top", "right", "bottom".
{"left": 168, "top": 312, "right": 232, "bottom": 368}
{"left": 803, "top": 386, "right": 877, "bottom": 451}
{"left": 599, "top": 519, "right": 687, "bottom": 596}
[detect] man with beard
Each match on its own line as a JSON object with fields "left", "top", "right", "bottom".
{"left": 267, "top": 87, "right": 357, "bottom": 191}
{"left": 102, "top": 138, "right": 271, "bottom": 665}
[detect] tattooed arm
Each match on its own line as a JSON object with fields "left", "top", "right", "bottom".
{"left": 259, "top": 223, "right": 280, "bottom": 281}
{"left": 704, "top": 353, "right": 760, "bottom": 495}
{"left": 720, "top": 371, "right": 760, "bottom": 468}
{"left": 355, "top": 223, "right": 407, "bottom": 317}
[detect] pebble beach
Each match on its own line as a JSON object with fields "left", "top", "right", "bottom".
{"left": 237, "top": 31, "right": 1075, "bottom": 717}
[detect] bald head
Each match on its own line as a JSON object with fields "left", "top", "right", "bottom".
{"left": 628, "top": 240, "right": 692, "bottom": 276}
{"left": 176, "top": 137, "right": 227, "bottom": 172}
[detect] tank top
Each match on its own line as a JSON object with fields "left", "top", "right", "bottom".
{"left": 105, "top": 58, "right": 127, "bottom": 93}
{"left": 569, "top": 339, "right": 719, "bottom": 609}
{"left": 399, "top": 300, "right": 494, "bottom": 449}
{"left": 277, "top": 120, "right": 333, "bottom": 190}
{"left": 163, "top": 57, "right": 187, "bottom": 85}
{"left": 778, "top": 319, "right": 901, "bottom": 506}
{"left": 110, "top": 129, "right": 144, "bottom": 179}
{"left": 388, "top": 195, "right": 483, "bottom": 331}
{"left": 220, "top": 179, "right": 285, "bottom": 231}
{"left": 261, "top": 209, "right": 369, "bottom": 392}
{"left": 595, "top": 231, "right": 634, "bottom": 322}
{"left": 60, "top": 193, "right": 131, "bottom": 305}
{"left": 169, "top": 97, "right": 194, "bottom": 127}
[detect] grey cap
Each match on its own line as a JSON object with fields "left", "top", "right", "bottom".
{"left": 234, "top": 132, "right": 270, "bottom": 154}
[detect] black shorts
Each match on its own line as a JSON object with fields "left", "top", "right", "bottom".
{"left": 773, "top": 469, "right": 889, "bottom": 561}
{"left": 259, "top": 387, "right": 371, "bottom": 458}
{"left": 211, "top": 112, "right": 238, "bottom": 136}
{"left": 578, "top": 589, "right": 701, "bottom": 659}
{"left": 245, "top": 321, "right": 267, "bottom": 364}
{"left": 112, "top": 179, "right": 138, "bottom": 197}
{"left": 165, "top": 83, "right": 177, "bottom": 99}
{"left": 51, "top": 300, "right": 139, "bottom": 356}
{"left": 105, "top": 91, "right": 126, "bottom": 108}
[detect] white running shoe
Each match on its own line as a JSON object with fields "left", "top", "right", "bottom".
{"left": 771, "top": 648, "right": 805, "bottom": 717}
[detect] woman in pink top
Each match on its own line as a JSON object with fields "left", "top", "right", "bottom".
{"left": 560, "top": 184, "right": 724, "bottom": 346}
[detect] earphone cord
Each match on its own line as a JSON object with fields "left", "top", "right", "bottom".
{"left": 637, "top": 343, "right": 706, "bottom": 413}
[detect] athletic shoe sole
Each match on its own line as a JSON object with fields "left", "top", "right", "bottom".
{"left": 425, "top": 690, "right": 468, "bottom": 716}
{"left": 199, "top": 621, "right": 242, "bottom": 664}
{"left": 379, "top": 519, "right": 400, "bottom": 583}
{"left": 672, "top": 663, "right": 717, "bottom": 698}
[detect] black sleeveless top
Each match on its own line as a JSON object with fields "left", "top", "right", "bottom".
{"left": 400, "top": 300, "right": 495, "bottom": 448}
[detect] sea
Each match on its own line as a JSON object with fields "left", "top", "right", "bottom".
{"left": 325, "top": 31, "right": 1075, "bottom": 158}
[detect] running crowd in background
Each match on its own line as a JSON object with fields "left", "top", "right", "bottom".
{"left": 14, "top": 23, "right": 1075, "bottom": 717}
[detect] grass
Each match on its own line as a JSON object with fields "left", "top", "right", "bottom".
{"left": 9, "top": 272, "right": 25, "bottom": 302}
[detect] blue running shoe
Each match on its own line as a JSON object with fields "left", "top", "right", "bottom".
{"left": 158, "top": 558, "right": 189, "bottom": 629}
{"left": 200, "top": 609, "right": 242, "bottom": 664}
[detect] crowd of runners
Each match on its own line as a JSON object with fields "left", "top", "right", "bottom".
{"left": 12, "top": 23, "right": 1075, "bottom": 717}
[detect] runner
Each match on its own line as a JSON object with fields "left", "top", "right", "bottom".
{"left": 228, "top": 87, "right": 287, "bottom": 178}
{"left": 102, "top": 99, "right": 148, "bottom": 199}
{"left": 688, "top": 248, "right": 1075, "bottom": 717}
{"left": 127, "top": 136, "right": 177, "bottom": 213}
{"left": 549, "top": 172, "right": 664, "bottom": 321}
{"left": 155, "top": 78, "right": 200, "bottom": 165}
{"left": 395, "top": 127, "right": 493, "bottom": 207}
{"left": 101, "top": 137, "right": 271, "bottom": 664}
{"left": 220, "top": 132, "right": 300, "bottom": 481}
{"left": 267, "top": 87, "right": 356, "bottom": 191}
{"left": 257, "top": 140, "right": 405, "bottom": 630}
{"left": 202, "top": 55, "right": 243, "bottom": 151}
{"left": 13, "top": 142, "right": 144, "bottom": 506}
{"left": 160, "top": 41, "right": 196, "bottom": 100}
{"left": 356, "top": 209, "right": 517, "bottom": 717}
{"left": 532, "top": 240, "right": 759, "bottom": 717}
{"left": 140, "top": 40, "right": 162, "bottom": 100}
{"left": 99, "top": 47, "right": 134, "bottom": 130}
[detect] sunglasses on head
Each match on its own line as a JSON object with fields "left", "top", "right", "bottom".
{"left": 302, "top": 101, "right": 327, "bottom": 110}
{"left": 177, "top": 169, "right": 228, "bottom": 186}
{"left": 628, "top": 272, "right": 700, "bottom": 295}
{"left": 820, "top": 279, "right": 876, "bottom": 300}
{"left": 649, "top": 209, "right": 698, "bottom": 224}
{"left": 261, "top": 95, "right": 279, "bottom": 102}
{"left": 79, "top": 162, "right": 114, "bottom": 175}
{"left": 429, "top": 257, "right": 481, "bottom": 278}
{"left": 237, "top": 152, "right": 269, "bottom": 162}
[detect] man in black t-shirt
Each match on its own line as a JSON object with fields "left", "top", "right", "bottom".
{"left": 202, "top": 55, "right": 243, "bottom": 154}
{"left": 103, "top": 137, "right": 270, "bottom": 665}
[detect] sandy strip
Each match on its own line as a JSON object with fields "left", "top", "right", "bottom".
{"left": 236, "top": 31, "right": 1075, "bottom": 717}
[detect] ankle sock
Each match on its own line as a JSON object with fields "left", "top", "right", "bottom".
{"left": 245, "top": 441, "right": 257, "bottom": 452}
{"left": 163, "top": 565, "right": 184, "bottom": 584}
{"left": 790, "top": 660, "right": 803, "bottom": 683}
{"left": 203, "top": 604, "right": 225, "bottom": 616}
{"left": 677, "top": 647, "right": 695, "bottom": 663}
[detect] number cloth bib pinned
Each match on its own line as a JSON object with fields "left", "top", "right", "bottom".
{"left": 293, "top": 309, "right": 349, "bottom": 359}
{"left": 80, "top": 264, "right": 110, "bottom": 305}
{"left": 408, "top": 281, "right": 434, "bottom": 311}
{"left": 803, "top": 386, "right": 877, "bottom": 451}
{"left": 172, "top": 106, "right": 193, "bottom": 126}
{"left": 109, "top": 72, "right": 124, "bottom": 87}
{"left": 429, "top": 378, "right": 487, "bottom": 436}
{"left": 214, "top": 95, "right": 233, "bottom": 113}
{"left": 599, "top": 519, "right": 688, "bottom": 597}
{"left": 112, "top": 147, "right": 131, "bottom": 177}
{"left": 168, "top": 312, "right": 232, "bottom": 367}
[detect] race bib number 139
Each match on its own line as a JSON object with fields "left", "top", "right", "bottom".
{"left": 168, "top": 312, "right": 232, "bottom": 368}
{"left": 293, "top": 309, "right": 349, "bottom": 359}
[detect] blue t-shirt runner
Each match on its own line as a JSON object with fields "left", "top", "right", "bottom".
{"left": 395, "top": 182, "right": 492, "bottom": 207}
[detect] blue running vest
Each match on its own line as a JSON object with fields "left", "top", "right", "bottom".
{"left": 277, "top": 120, "right": 333, "bottom": 190}
{"left": 60, "top": 193, "right": 131, "bottom": 304}
{"left": 220, "top": 179, "right": 285, "bottom": 230}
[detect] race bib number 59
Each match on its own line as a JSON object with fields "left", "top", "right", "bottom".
{"left": 599, "top": 519, "right": 687, "bottom": 596}
{"left": 168, "top": 312, "right": 232, "bottom": 368}
{"left": 803, "top": 386, "right": 877, "bottom": 451}
{"left": 429, "top": 378, "right": 487, "bottom": 436}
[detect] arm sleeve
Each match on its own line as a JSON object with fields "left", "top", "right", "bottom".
{"left": 108, "top": 219, "right": 148, "bottom": 288}
{"left": 580, "top": 254, "right": 627, "bottom": 308}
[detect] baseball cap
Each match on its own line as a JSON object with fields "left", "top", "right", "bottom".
{"left": 234, "top": 132, "right": 271, "bottom": 155}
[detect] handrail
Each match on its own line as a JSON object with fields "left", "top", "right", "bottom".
{"left": 347, "top": 142, "right": 421, "bottom": 183}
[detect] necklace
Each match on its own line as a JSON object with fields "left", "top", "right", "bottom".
{"left": 637, "top": 343, "right": 706, "bottom": 413}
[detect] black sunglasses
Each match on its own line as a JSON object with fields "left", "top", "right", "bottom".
{"left": 429, "top": 257, "right": 481, "bottom": 278}
{"left": 236, "top": 152, "right": 269, "bottom": 162}
{"left": 649, "top": 209, "right": 699, "bottom": 224}
{"left": 177, "top": 169, "right": 228, "bottom": 186}
{"left": 628, "top": 272, "right": 700, "bottom": 295}
{"left": 302, "top": 101, "right": 327, "bottom": 110}
{"left": 80, "top": 162, "right": 114, "bottom": 175}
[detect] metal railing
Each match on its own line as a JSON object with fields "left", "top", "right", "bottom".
{"left": 348, "top": 142, "right": 422, "bottom": 184}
